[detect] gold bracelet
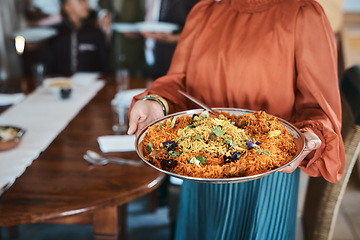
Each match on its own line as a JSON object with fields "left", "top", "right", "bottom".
{"left": 141, "top": 94, "right": 169, "bottom": 116}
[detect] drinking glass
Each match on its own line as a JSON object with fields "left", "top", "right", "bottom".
{"left": 115, "top": 68, "right": 129, "bottom": 92}
{"left": 32, "top": 62, "right": 45, "bottom": 89}
{"left": 111, "top": 95, "right": 130, "bottom": 134}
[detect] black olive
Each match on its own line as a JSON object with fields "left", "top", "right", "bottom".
{"left": 160, "top": 159, "right": 178, "bottom": 171}
{"left": 223, "top": 155, "right": 232, "bottom": 164}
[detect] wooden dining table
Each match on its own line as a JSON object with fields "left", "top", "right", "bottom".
{"left": 0, "top": 76, "right": 164, "bottom": 240}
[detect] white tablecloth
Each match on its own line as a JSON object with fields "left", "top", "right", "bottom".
{"left": 0, "top": 77, "right": 105, "bottom": 191}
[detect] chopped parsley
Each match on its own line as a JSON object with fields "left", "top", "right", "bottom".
{"left": 212, "top": 126, "right": 224, "bottom": 136}
{"left": 224, "top": 138, "right": 237, "bottom": 147}
{"left": 157, "top": 125, "right": 164, "bottom": 130}
{"left": 180, "top": 136, "right": 191, "bottom": 142}
{"left": 168, "top": 151, "right": 181, "bottom": 158}
{"left": 147, "top": 142, "right": 153, "bottom": 153}
{"left": 195, "top": 134, "right": 201, "bottom": 140}
{"left": 196, "top": 155, "right": 207, "bottom": 164}
{"left": 188, "top": 155, "right": 207, "bottom": 167}
{"left": 257, "top": 149, "right": 271, "bottom": 156}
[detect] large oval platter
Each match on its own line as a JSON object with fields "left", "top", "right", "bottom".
{"left": 135, "top": 108, "right": 305, "bottom": 184}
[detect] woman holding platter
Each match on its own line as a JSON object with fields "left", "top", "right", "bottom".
{"left": 128, "top": 0, "right": 345, "bottom": 239}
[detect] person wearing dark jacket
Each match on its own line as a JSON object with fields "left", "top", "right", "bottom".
{"left": 142, "top": 0, "right": 200, "bottom": 78}
{"left": 39, "top": 0, "right": 108, "bottom": 75}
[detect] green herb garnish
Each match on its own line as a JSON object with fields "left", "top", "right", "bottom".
{"left": 196, "top": 155, "right": 207, "bottom": 164}
{"left": 212, "top": 126, "right": 224, "bottom": 136}
{"left": 257, "top": 149, "right": 271, "bottom": 156}
{"left": 168, "top": 151, "right": 181, "bottom": 158}
{"left": 147, "top": 142, "right": 153, "bottom": 153}
{"left": 181, "top": 136, "right": 191, "bottom": 142}
{"left": 224, "top": 138, "right": 237, "bottom": 147}
{"left": 195, "top": 135, "right": 201, "bottom": 140}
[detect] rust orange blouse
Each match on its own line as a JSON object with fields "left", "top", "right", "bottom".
{"left": 134, "top": 0, "right": 345, "bottom": 183}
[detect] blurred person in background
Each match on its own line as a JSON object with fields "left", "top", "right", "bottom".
{"left": 0, "top": 0, "right": 24, "bottom": 83}
{"left": 38, "top": 0, "right": 108, "bottom": 75}
{"left": 114, "top": 0, "right": 199, "bottom": 79}
{"left": 24, "top": 0, "right": 112, "bottom": 35}
{"left": 141, "top": 0, "right": 200, "bottom": 79}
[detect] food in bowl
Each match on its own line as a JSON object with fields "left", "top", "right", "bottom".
{"left": 48, "top": 80, "right": 71, "bottom": 88}
{"left": 43, "top": 78, "right": 72, "bottom": 93}
{"left": 0, "top": 126, "right": 25, "bottom": 151}
{"left": 0, "top": 127, "right": 19, "bottom": 141}
{"left": 140, "top": 110, "right": 298, "bottom": 179}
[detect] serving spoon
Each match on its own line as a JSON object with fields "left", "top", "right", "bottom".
{"left": 177, "top": 90, "right": 220, "bottom": 117}
{"left": 84, "top": 150, "right": 143, "bottom": 167}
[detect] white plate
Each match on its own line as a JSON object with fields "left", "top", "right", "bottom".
{"left": 112, "top": 23, "right": 139, "bottom": 33}
{"left": 136, "top": 21, "right": 179, "bottom": 33}
{"left": 13, "top": 27, "right": 57, "bottom": 42}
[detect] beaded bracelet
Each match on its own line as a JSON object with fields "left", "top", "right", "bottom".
{"left": 141, "top": 94, "right": 169, "bottom": 116}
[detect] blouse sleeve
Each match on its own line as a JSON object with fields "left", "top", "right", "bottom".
{"left": 132, "top": 0, "right": 214, "bottom": 113}
{"left": 294, "top": 0, "right": 345, "bottom": 183}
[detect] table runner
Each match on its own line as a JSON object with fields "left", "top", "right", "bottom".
{"left": 0, "top": 78, "right": 105, "bottom": 191}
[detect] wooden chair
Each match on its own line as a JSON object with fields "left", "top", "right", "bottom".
{"left": 341, "top": 65, "right": 360, "bottom": 124}
{"left": 302, "top": 93, "right": 360, "bottom": 240}
{"left": 341, "top": 65, "right": 360, "bottom": 187}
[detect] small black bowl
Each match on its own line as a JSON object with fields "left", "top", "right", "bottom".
{"left": 60, "top": 88, "right": 72, "bottom": 99}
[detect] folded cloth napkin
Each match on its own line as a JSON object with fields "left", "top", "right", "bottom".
{"left": 112, "top": 88, "right": 146, "bottom": 107}
{"left": 0, "top": 93, "right": 25, "bottom": 106}
{"left": 97, "top": 135, "right": 136, "bottom": 152}
{"left": 71, "top": 72, "right": 100, "bottom": 86}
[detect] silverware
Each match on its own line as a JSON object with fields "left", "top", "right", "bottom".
{"left": 177, "top": 90, "right": 220, "bottom": 117}
{"left": 84, "top": 150, "right": 143, "bottom": 167}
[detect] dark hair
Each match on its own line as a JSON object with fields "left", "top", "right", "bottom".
{"left": 60, "top": 0, "right": 67, "bottom": 6}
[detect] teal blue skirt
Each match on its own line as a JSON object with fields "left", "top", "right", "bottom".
{"left": 174, "top": 169, "right": 300, "bottom": 240}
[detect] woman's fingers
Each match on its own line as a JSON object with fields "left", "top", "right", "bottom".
{"left": 279, "top": 131, "right": 321, "bottom": 174}
{"left": 302, "top": 131, "right": 322, "bottom": 150}
{"left": 127, "top": 100, "right": 164, "bottom": 136}
{"left": 127, "top": 110, "right": 139, "bottom": 135}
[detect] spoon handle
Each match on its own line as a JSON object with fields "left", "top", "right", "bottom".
{"left": 106, "top": 158, "right": 143, "bottom": 166}
{"left": 177, "top": 90, "right": 220, "bottom": 117}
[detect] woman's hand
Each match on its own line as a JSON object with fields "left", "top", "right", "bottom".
{"left": 140, "top": 32, "right": 181, "bottom": 44}
{"left": 278, "top": 131, "right": 321, "bottom": 174}
{"left": 127, "top": 100, "right": 164, "bottom": 136}
{"left": 97, "top": 11, "right": 112, "bottom": 35}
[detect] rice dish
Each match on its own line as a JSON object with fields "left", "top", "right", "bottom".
{"left": 140, "top": 110, "right": 297, "bottom": 178}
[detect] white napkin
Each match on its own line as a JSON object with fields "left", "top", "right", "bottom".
{"left": 0, "top": 93, "right": 25, "bottom": 106}
{"left": 112, "top": 88, "right": 146, "bottom": 107}
{"left": 71, "top": 72, "right": 100, "bottom": 86}
{"left": 97, "top": 135, "right": 136, "bottom": 152}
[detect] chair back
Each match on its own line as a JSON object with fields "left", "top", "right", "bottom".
{"left": 302, "top": 94, "right": 360, "bottom": 240}
{"left": 341, "top": 65, "right": 360, "bottom": 124}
